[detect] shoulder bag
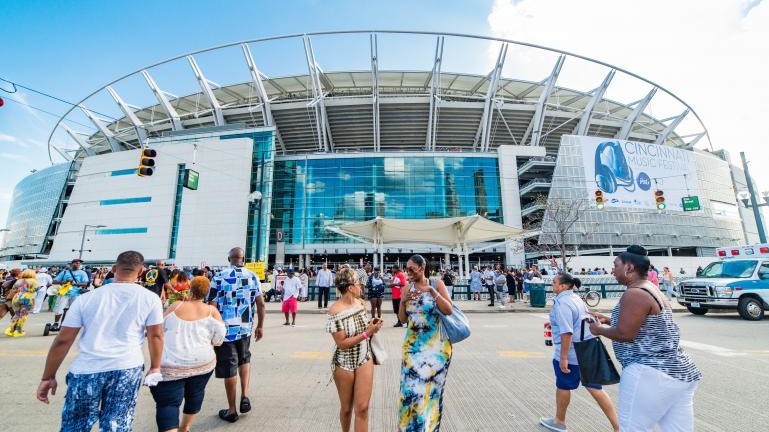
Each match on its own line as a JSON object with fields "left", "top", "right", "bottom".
{"left": 573, "top": 318, "right": 620, "bottom": 385}
{"left": 370, "top": 333, "right": 388, "bottom": 365}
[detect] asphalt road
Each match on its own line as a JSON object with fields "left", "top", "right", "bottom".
{"left": 1, "top": 308, "right": 767, "bottom": 431}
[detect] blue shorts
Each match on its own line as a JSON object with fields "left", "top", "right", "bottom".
{"left": 552, "top": 359, "right": 602, "bottom": 390}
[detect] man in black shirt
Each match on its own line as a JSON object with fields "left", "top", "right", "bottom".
{"left": 142, "top": 260, "right": 171, "bottom": 301}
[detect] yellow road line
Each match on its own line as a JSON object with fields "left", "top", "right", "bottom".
{"left": 289, "top": 351, "right": 331, "bottom": 359}
{"left": 497, "top": 350, "right": 545, "bottom": 358}
{"left": 0, "top": 349, "right": 50, "bottom": 357}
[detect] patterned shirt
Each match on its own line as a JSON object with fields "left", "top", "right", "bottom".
{"left": 326, "top": 303, "right": 371, "bottom": 372}
{"left": 610, "top": 283, "right": 702, "bottom": 383}
{"left": 207, "top": 266, "right": 262, "bottom": 342}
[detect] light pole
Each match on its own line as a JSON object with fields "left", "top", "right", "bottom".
{"left": 739, "top": 152, "right": 767, "bottom": 243}
{"left": 248, "top": 191, "right": 263, "bottom": 262}
{"left": 74, "top": 224, "right": 107, "bottom": 260}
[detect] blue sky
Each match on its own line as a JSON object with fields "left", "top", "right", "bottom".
{"left": 2, "top": 0, "right": 768, "bottom": 233}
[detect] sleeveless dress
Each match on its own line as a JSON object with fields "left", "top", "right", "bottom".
{"left": 398, "top": 285, "right": 452, "bottom": 432}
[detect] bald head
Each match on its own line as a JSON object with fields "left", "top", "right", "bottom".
{"left": 228, "top": 247, "right": 245, "bottom": 267}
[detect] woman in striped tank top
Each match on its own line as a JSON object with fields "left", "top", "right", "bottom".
{"left": 590, "top": 245, "right": 701, "bottom": 431}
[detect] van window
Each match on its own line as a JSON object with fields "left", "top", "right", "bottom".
{"left": 699, "top": 260, "right": 757, "bottom": 278}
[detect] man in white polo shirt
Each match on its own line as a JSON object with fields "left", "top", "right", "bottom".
{"left": 36, "top": 250, "right": 164, "bottom": 432}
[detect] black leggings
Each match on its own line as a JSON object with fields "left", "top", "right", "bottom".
{"left": 487, "top": 285, "right": 496, "bottom": 305}
{"left": 392, "top": 298, "right": 401, "bottom": 322}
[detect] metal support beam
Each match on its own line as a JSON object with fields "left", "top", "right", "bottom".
{"left": 52, "top": 145, "right": 71, "bottom": 161}
{"left": 474, "top": 43, "right": 508, "bottom": 152}
{"left": 303, "top": 35, "right": 334, "bottom": 152}
{"left": 681, "top": 132, "right": 705, "bottom": 149}
{"left": 106, "top": 86, "right": 147, "bottom": 143}
{"left": 62, "top": 125, "right": 95, "bottom": 156}
{"left": 425, "top": 36, "right": 444, "bottom": 151}
{"left": 242, "top": 43, "right": 286, "bottom": 153}
{"left": 654, "top": 109, "right": 688, "bottom": 145}
{"left": 142, "top": 70, "right": 183, "bottom": 131}
{"left": 523, "top": 55, "right": 565, "bottom": 146}
{"left": 574, "top": 69, "right": 615, "bottom": 136}
{"left": 79, "top": 105, "right": 121, "bottom": 152}
{"left": 187, "top": 55, "right": 225, "bottom": 126}
{"left": 618, "top": 87, "right": 657, "bottom": 140}
{"left": 370, "top": 34, "right": 380, "bottom": 152}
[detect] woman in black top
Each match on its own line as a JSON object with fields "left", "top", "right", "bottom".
{"left": 505, "top": 268, "right": 517, "bottom": 303}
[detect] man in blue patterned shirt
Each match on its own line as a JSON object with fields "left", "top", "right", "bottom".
{"left": 207, "top": 247, "right": 265, "bottom": 423}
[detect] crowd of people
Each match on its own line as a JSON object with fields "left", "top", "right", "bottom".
{"left": 0, "top": 244, "right": 702, "bottom": 431}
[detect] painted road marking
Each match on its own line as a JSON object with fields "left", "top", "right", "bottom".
{"left": 680, "top": 340, "right": 747, "bottom": 357}
{"left": 498, "top": 350, "right": 545, "bottom": 358}
{"left": 0, "top": 349, "right": 50, "bottom": 357}
{"left": 289, "top": 351, "right": 331, "bottom": 359}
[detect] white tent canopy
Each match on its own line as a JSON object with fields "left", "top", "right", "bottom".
{"left": 328, "top": 215, "right": 524, "bottom": 278}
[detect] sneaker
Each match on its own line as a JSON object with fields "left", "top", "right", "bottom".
{"left": 12, "top": 330, "right": 25, "bottom": 337}
{"left": 4, "top": 328, "right": 14, "bottom": 337}
{"left": 291, "top": 323, "right": 296, "bottom": 327}
{"left": 394, "top": 323, "right": 403, "bottom": 327}
{"left": 539, "top": 417, "right": 567, "bottom": 431}
{"left": 283, "top": 322, "right": 290, "bottom": 326}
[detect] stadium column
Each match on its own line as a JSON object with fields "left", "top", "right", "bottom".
{"left": 497, "top": 145, "right": 546, "bottom": 267}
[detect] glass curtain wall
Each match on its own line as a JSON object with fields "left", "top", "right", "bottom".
{"left": 271, "top": 156, "right": 502, "bottom": 246}
{"left": 1, "top": 162, "right": 71, "bottom": 258}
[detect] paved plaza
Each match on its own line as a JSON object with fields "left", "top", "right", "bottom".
{"left": 1, "top": 305, "right": 768, "bottom": 431}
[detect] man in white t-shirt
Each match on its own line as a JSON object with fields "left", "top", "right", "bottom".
{"left": 37, "top": 250, "right": 164, "bottom": 432}
{"left": 281, "top": 269, "right": 302, "bottom": 326}
{"left": 33, "top": 267, "right": 53, "bottom": 313}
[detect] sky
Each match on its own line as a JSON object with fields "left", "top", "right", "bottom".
{"left": 1, "top": 0, "right": 768, "bottom": 237}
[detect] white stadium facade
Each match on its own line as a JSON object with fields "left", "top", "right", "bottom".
{"left": 1, "top": 31, "right": 764, "bottom": 269}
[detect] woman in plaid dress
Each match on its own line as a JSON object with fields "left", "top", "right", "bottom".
{"left": 326, "top": 267, "right": 383, "bottom": 432}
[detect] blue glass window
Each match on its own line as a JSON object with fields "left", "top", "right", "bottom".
{"left": 99, "top": 196, "right": 152, "bottom": 206}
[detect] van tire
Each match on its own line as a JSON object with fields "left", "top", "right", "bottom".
{"left": 686, "top": 307, "right": 708, "bottom": 315}
{"left": 738, "top": 297, "right": 765, "bottom": 321}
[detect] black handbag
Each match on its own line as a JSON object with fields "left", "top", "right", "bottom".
{"left": 573, "top": 318, "right": 621, "bottom": 385}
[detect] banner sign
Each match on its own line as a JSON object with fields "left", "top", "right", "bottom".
{"left": 245, "top": 261, "right": 266, "bottom": 281}
{"left": 579, "top": 136, "right": 700, "bottom": 211}
{"left": 682, "top": 196, "right": 701, "bottom": 212}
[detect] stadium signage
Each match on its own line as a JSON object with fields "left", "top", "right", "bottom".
{"left": 578, "top": 135, "right": 700, "bottom": 211}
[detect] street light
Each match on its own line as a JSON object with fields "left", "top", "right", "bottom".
{"left": 73, "top": 224, "right": 107, "bottom": 260}
{"left": 739, "top": 152, "right": 768, "bottom": 243}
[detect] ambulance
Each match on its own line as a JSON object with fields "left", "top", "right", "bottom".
{"left": 677, "top": 244, "right": 769, "bottom": 320}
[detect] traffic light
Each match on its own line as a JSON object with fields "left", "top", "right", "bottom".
{"left": 654, "top": 190, "right": 666, "bottom": 210}
{"left": 594, "top": 190, "right": 605, "bottom": 210}
{"left": 138, "top": 148, "right": 157, "bottom": 177}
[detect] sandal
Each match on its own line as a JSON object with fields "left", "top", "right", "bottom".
{"left": 218, "top": 409, "right": 239, "bottom": 423}
{"left": 240, "top": 396, "right": 252, "bottom": 413}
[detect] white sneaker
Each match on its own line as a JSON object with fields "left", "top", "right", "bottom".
{"left": 539, "top": 417, "right": 568, "bottom": 431}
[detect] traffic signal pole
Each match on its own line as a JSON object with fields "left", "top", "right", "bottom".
{"left": 741, "top": 151, "right": 767, "bottom": 243}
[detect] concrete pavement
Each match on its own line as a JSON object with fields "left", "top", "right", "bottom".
{"left": 1, "top": 308, "right": 766, "bottom": 431}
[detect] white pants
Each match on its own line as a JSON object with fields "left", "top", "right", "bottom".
{"left": 619, "top": 363, "right": 699, "bottom": 431}
{"left": 32, "top": 287, "right": 47, "bottom": 313}
{"left": 54, "top": 295, "right": 73, "bottom": 315}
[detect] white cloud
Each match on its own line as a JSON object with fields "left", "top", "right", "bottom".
{"left": 487, "top": 0, "right": 769, "bottom": 188}
{"left": 0, "top": 133, "right": 17, "bottom": 143}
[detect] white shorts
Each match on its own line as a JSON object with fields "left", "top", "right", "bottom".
{"left": 54, "top": 295, "right": 74, "bottom": 315}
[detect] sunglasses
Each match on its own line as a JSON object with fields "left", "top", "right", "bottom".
{"left": 405, "top": 266, "right": 421, "bottom": 274}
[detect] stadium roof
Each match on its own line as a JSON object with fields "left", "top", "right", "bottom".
{"left": 47, "top": 30, "right": 711, "bottom": 161}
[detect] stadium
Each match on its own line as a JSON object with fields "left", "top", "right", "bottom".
{"left": 0, "top": 31, "right": 762, "bottom": 269}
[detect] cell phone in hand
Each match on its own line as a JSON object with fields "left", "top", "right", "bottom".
{"left": 371, "top": 318, "right": 382, "bottom": 325}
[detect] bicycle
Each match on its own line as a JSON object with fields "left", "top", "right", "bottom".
{"left": 580, "top": 288, "right": 601, "bottom": 307}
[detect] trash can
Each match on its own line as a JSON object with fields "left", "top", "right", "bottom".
{"left": 529, "top": 283, "right": 546, "bottom": 308}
